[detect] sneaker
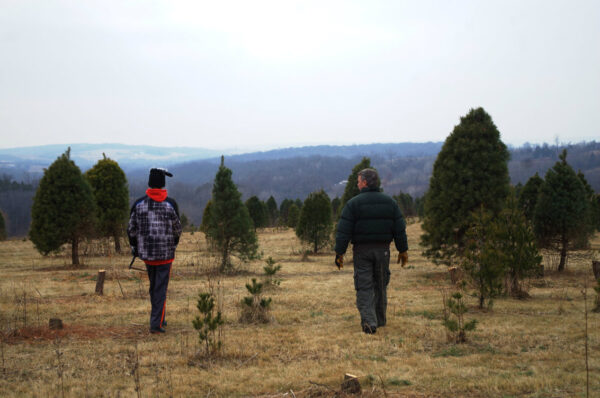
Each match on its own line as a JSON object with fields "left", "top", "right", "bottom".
{"left": 150, "top": 327, "right": 166, "bottom": 334}
{"left": 362, "top": 324, "right": 377, "bottom": 334}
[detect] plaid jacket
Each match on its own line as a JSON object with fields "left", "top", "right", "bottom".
{"left": 128, "top": 189, "right": 182, "bottom": 264}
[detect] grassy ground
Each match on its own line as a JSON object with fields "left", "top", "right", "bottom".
{"left": 0, "top": 223, "right": 599, "bottom": 397}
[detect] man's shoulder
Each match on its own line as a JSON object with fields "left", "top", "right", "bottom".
{"left": 130, "top": 195, "right": 148, "bottom": 211}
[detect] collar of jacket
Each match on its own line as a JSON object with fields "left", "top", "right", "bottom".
{"left": 146, "top": 188, "right": 168, "bottom": 202}
{"left": 360, "top": 187, "right": 381, "bottom": 193}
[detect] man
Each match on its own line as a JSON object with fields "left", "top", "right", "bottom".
{"left": 335, "top": 168, "right": 408, "bottom": 334}
{"left": 128, "top": 168, "right": 182, "bottom": 334}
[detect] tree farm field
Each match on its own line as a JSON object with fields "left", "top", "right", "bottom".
{"left": 1, "top": 223, "right": 599, "bottom": 397}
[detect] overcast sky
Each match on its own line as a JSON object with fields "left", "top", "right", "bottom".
{"left": 1, "top": 0, "right": 598, "bottom": 151}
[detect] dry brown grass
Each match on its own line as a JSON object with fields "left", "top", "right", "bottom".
{"left": 0, "top": 224, "right": 599, "bottom": 397}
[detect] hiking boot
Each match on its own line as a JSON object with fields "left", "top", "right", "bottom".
{"left": 162, "top": 320, "right": 167, "bottom": 327}
{"left": 150, "top": 327, "right": 166, "bottom": 334}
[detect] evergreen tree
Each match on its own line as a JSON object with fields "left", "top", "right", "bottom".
{"left": 493, "top": 191, "right": 542, "bottom": 296}
{"left": 204, "top": 157, "right": 258, "bottom": 272}
{"left": 180, "top": 213, "right": 190, "bottom": 231}
{"left": 577, "top": 171, "right": 600, "bottom": 235}
{"left": 279, "top": 198, "right": 293, "bottom": 226}
{"left": 200, "top": 200, "right": 213, "bottom": 234}
{"left": 421, "top": 108, "right": 510, "bottom": 265}
{"left": 534, "top": 150, "right": 591, "bottom": 271}
{"left": 461, "top": 206, "right": 506, "bottom": 309}
{"left": 266, "top": 196, "right": 278, "bottom": 226}
{"left": 84, "top": 154, "right": 129, "bottom": 253}
{"left": 29, "top": 148, "right": 96, "bottom": 265}
{"left": 0, "top": 211, "right": 6, "bottom": 241}
{"left": 295, "top": 190, "right": 332, "bottom": 253}
{"left": 331, "top": 197, "right": 341, "bottom": 218}
{"left": 245, "top": 196, "right": 268, "bottom": 229}
{"left": 294, "top": 198, "right": 303, "bottom": 209}
{"left": 518, "top": 173, "right": 544, "bottom": 222}
{"left": 394, "top": 192, "right": 416, "bottom": 217}
{"left": 287, "top": 203, "right": 300, "bottom": 228}
{"left": 340, "top": 157, "right": 373, "bottom": 210}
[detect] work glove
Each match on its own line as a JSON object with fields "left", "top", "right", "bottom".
{"left": 131, "top": 246, "right": 138, "bottom": 257}
{"left": 335, "top": 253, "right": 344, "bottom": 270}
{"left": 397, "top": 251, "right": 408, "bottom": 267}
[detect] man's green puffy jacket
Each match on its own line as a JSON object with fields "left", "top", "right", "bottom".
{"left": 334, "top": 187, "right": 408, "bottom": 254}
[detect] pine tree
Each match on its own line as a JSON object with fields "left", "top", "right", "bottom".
{"left": 331, "top": 197, "right": 341, "bottom": 218}
{"left": 518, "top": 173, "right": 544, "bottom": 222}
{"left": 577, "top": 171, "right": 600, "bottom": 236}
{"left": 266, "top": 196, "right": 278, "bottom": 226}
{"left": 394, "top": 192, "right": 416, "bottom": 218}
{"left": 287, "top": 203, "right": 300, "bottom": 228}
{"left": 192, "top": 292, "right": 224, "bottom": 357}
{"left": 295, "top": 190, "right": 332, "bottom": 253}
{"left": 461, "top": 206, "right": 506, "bottom": 309}
{"left": 84, "top": 154, "right": 129, "bottom": 253}
{"left": 340, "top": 157, "right": 373, "bottom": 210}
{"left": 29, "top": 148, "right": 96, "bottom": 265}
{"left": 279, "top": 198, "right": 293, "bottom": 226}
{"left": 240, "top": 278, "right": 272, "bottom": 323}
{"left": 421, "top": 108, "right": 510, "bottom": 265}
{"left": 493, "top": 191, "right": 542, "bottom": 296}
{"left": 245, "top": 196, "right": 268, "bottom": 229}
{"left": 200, "top": 200, "right": 213, "bottom": 234}
{"left": 534, "top": 150, "right": 591, "bottom": 271}
{"left": 0, "top": 211, "right": 6, "bottom": 241}
{"left": 204, "top": 157, "right": 258, "bottom": 272}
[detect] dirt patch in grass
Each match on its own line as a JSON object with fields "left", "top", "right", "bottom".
{"left": 4, "top": 324, "right": 145, "bottom": 344}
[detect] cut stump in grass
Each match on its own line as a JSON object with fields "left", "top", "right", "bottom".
{"left": 95, "top": 270, "right": 106, "bottom": 295}
{"left": 341, "top": 373, "right": 361, "bottom": 394}
{"left": 49, "top": 318, "right": 63, "bottom": 330}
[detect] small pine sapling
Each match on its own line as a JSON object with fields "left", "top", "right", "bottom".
{"left": 263, "top": 256, "right": 282, "bottom": 288}
{"left": 443, "top": 292, "right": 477, "bottom": 343}
{"left": 240, "top": 278, "right": 272, "bottom": 323}
{"left": 192, "top": 292, "right": 224, "bottom": 357}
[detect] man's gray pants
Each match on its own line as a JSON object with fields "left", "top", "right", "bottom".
{"left": 353, "top": 247, "right": 391, "bottom": 329}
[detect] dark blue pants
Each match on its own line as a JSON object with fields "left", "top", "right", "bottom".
{"left": 146, "top": 263, "right": 172, "bottom": 329}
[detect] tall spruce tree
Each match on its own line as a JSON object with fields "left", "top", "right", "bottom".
{"left": 266, "top": 196, "right": 278, "bottom": 226}
{"left": 245, "top": 196, "right": 268, "bottom": 229}
{"left": 421, "top": 108, "right": 510, "bottom": 265}
{"left": 340, "top": 157, "right": 374, "bottom": 210}
{"left": 30, "top": 148, "right": 96, "bottom": 265}
{"left": 295, "top": 190, "right": 332, "bottom": 253}
{"left": 518, "top": 173, "right": 544, "bottom": 222}
{"left": 534, "top": 150, "right": 591, "bottom": 271}
{"left": 84, "top": 154, "right": 129, "bottom": 253}
{"left": 204, "top": 157, "right": 258, "bottom": 272}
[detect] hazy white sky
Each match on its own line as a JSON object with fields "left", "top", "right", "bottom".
{"left": 1, "top": 0, "right": 599, "bottom": 151}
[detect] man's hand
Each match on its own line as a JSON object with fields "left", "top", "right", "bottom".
{"left": 131, "top": 247, "right": 138, "bottom": 257}
{"left": 335, "top": 253, "right": 344, "bottom": 270}
{"left": 397, "top": 251, "right": 408, "bottom": 267}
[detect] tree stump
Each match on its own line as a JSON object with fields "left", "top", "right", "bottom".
{"left": 341, "top": 373, "right": 361, "bottom": 394}
{"left": 49, "top": 318, "right": 63, "bottom": 330}
{"left": 592, "top": 261, "right": 600, "bottom": 280}
{"left": 95, "top": 270, "right": 106, "bottom": 295}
